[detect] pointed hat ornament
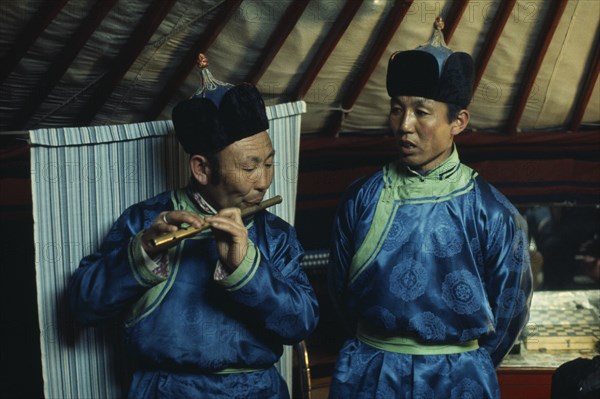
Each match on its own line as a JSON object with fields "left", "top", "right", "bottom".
{"left": 172, "top": 53, "right": 269, "bottom": 155}
{"left": 191, "top": 53, "right": 234, "bottom": 107}
{"left": 414, "top": 17, "right": 454, "bottom": 77}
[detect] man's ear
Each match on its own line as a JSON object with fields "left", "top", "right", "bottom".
{"left": 451, "top": 109, "right": 470, "bottom": 137}
{"left": 190, "top": 155, "right": 210, "bottom": 185}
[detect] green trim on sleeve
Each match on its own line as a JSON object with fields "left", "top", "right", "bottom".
{"left": 125, "top": 243, "right": 182, "bottom": 328}
{"left": 128, "top": 232, "right": 168, "bottom": 286}
{"left": 216, "top": 241, "right": 260, "bottom": 291}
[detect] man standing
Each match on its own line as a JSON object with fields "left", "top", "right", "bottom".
{"left": 68, "top": 82, "right": 319, "bottom": 398}
{"left": 328, "top": 19, "right": 532, "bottom": 398}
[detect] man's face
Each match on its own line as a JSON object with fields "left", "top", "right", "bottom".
{"left": 206, "top": 131, "right": 274, "bottom": 210}
{"left": 389, "top": 96, "right": 456, "bottom": 173}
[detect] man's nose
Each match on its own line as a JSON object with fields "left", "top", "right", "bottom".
{"left": 255, "top": 167, "right": 271, "bottom": 191}
{"left": 400, "top": 111, "right": 415, "bottom": 133}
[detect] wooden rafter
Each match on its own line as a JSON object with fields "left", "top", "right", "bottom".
{"left": 76, "top": 0, "right": 177, "bottom": 126}
{"left": 441, "top": 0, "right": 468, "bottom": 43}
{"left": 473, "top": 0, "right": 516, "bottom": 90}
{"left": 0, "top": 0, "right": 69, "bottom": 83}
{"left": 322, "top": 0, "right": 413, "bottom": 137}
{"left": 505, "top": 0, "right": 568, "bottom": 134}
{"left": 146, "top": 0, "right": 242, "bottom": 121}
{"left": 289, "top": 0, "right": 364, "bottom": 100}
{"left": 243, "top": 0, "right": 310, "bottom": 85}
{"left": 9, "top": 0, "right": 118, "bottom": 130}
{"left": 569, "top": 24, "right": 600, "bottom": 132}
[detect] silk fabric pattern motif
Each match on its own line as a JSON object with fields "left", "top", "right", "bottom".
{"left": 68, "top": 189, "right": 319, "bottom": 398}
{"left": 328, "top": 149, "right": 532, "bottom": 399}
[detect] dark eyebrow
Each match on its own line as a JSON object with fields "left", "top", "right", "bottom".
{"left": 392, "top": 97, "right": 434, "bottom": 108}
{"left": 411, "top": 97, "right": 432, "bottom": 107}
{"left": 243, "top": 150, "right": 275, "bottom": 164}
{"left": 412, "top": 98, "right": 434, "bottom": 108}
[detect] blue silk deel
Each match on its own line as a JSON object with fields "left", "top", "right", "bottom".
{"left": 68, "top": 189, "right": 319, "bottom": 398}
{"left": 328, "top": 149, "right": 532, "bottom": 399}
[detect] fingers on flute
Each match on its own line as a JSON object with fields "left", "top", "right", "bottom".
{"left": 159, "top": 211, "right": 204, "bottom": 229}
{"left": 216, "top": 208, "right": 242, "bottom": 221}
{"left": 206, "top": 208, "right": 242, "bottom": 224}
{"left": 205, "top": 209, "right": 246, "bottom": 236}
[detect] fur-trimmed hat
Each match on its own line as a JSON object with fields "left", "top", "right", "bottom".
{"left": 171, "top": 56, "right": 269, "bottom": 155}
{"left": 386, "top": 17, "right": 475, "bottom": 108}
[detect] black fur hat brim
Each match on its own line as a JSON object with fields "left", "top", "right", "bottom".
{"left": 387, "top": 50, "right": 474, "bottom": 108}
{"left": 172, "top": 83, "right": 269, "bottom": 155}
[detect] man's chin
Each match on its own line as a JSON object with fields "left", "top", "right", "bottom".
{"left": 399, "top": 155, "right": 417, "bottom": 168}
{"left": 399, "top": 157, "right": 429, "bottom": 173}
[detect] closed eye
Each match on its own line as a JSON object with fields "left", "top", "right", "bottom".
{"left": 390, "top": 106, "right": 404, "bottom": 116}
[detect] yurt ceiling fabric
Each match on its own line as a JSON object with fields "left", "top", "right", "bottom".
{"left": 0, "top": 0, "right": 599, "bottom": 135}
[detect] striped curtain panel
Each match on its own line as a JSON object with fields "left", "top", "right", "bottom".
{"left": 29, "top": 101, "right": 305, "bottom": 399}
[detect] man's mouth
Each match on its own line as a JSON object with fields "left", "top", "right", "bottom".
{"left": 243, "top": 198, "right": 263, "bottom": 206}
{"left": 399, "top": 141, "right": 417, "bottom": 154}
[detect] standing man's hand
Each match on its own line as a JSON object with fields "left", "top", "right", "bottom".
{"left": 205, "top": 208, "right": 249, "bottom": 272}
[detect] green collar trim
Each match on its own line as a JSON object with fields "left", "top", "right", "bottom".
{"left": 349, "top": 148, "right": 477, "bottom": 283}
{"left": 386, "top": 145, "right": 462, "bottom": 182}
{"left": 173, "top": 189, "right": 211, "bottom": 217}
{"left": 381, "top": 147, "right": 477, "bottom": 204}
{"left": 170, "top": 189, "right": 255, "bottom": 238}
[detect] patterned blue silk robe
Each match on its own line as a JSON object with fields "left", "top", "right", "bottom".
{"left": 68, "top": 189, "right": 319, "bottom": 398}
{"left": 328, "top": 149, "right": 532, "bottom": 399}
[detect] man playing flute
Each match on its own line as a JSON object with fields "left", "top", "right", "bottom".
{"left": 68, "top": 80, "right": 319, "bottom": 398}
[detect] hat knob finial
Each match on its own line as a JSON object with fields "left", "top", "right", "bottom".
{"left": 426, "top": 16, "right": 449, "bottom": 49}
{"left": 191, "top": 52, "right": 233, "bottom": 101}
{"left": 434, "top": 16, "right": 445, "bottom": 32}
{"left": 196, "top": 53, "right": 209, "bottom": 69}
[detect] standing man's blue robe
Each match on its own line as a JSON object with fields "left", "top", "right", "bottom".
{"left": 69, "top": 189, "right": 319, "bottom": 398}
{"left": 328, "top": 149, "right": 532, "bottom": 399}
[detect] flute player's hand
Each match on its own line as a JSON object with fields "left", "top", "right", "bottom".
{"left": 205, "top": 207, "right": 248, "bottom": 272}
{"left": 141, "top": 210, "right": 205, "bottom": 258}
